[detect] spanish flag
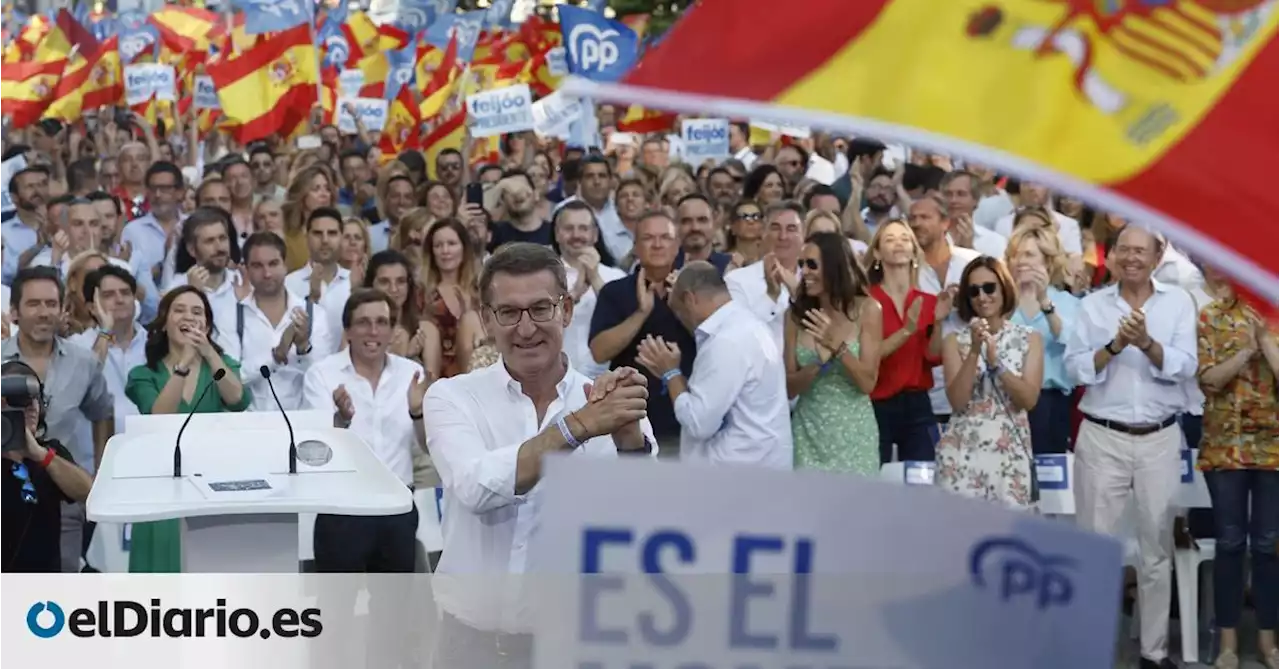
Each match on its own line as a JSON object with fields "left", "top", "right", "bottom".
{"left": 380, "top": 85, "right": 422, "bottom": 158}
{"left": 575, "top": 0, "right": 1280, "bottom": 302}
{"left": 1, "top": 59, "right": 63, "bottom": 128}
{"left": 616, "top": 104, "right": 675, "bottom": 134}
{"left": 206, "top": 23, "right": 319, "bottom": 143}
{"left": 419, "top": 37, "right": 460, "bottom": 120}
{"left": 45, "top": 37, "right": 122, "bottom": 123}
{"left": 150, "top": 6, "right": 221, "bottom": 54}
{"left": 424, "top": 110, "right": 467, "bottom": 181}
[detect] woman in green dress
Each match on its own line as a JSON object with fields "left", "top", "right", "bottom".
{"left": 784, "top": 232, "right": 884, "bottom": 475}
{"left": 125, "top": 285, "right": 251, "bottom": 572}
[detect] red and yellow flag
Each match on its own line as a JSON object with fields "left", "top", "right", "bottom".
{"left": 45, "top": 37, "right": 122, "bottom": 123}
{"left": 601, "top": 0, "right": 1280, "bottom": 301}
{"left": 419, "top": 37, "right": 460, "bottom": 120}
{"left": 1, "top": 59, "right": 64, "bottom": 128}
{"left": 424, "top": 111, "right": 467, "bottom": 181}
{"left": 380, "top": 85, "right": 423, "bottom": 158}
{"left": 150, "top": 7, "right": 221, "bottom": 54}
{"left": 206, "top": 23, "right": 319, "bottom": 143}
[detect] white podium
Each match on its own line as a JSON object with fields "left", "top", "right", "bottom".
{"left": 87, "top": 410, "right": 413, "bottom": 573}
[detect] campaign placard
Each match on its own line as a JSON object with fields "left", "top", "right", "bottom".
{"left": 531, "top": 91, "right": 582, "bottom": 139}
{"left": 0, "top": 154, "right": 27, "bottom": 214}
{"left": 530, "top": 457, "right": 1123, "bottom": 669}
{"left": 680, "top": 118, "right": 730, "bottom": 162}
{"left": 124, "top": 64, "right": 176, "bottom": 105}
{"left": 193, "top": 76, "right": 219, "bottom": 110}
{"left": 336, "top": 97, "right": 388, "bottom": 134}
{"left": 337, "top": 69, "right": 365, "bottom": 98}
{"left": 466, "top": 84, "right": 534, "bottom": 138}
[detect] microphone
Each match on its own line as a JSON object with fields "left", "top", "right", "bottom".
{"left": 174, "top": 368, "right": 227, "bottom": 478}
{"left": 260, "top": 366, "right": 297, "bottom": 475}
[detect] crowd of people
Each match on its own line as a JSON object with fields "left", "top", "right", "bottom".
{"left": 0, "top": 111, "right": 1275, "bottom": 669}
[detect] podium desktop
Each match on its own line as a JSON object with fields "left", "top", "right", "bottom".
{"left": 87, "top": 410, "right": 412, "bottom": 573}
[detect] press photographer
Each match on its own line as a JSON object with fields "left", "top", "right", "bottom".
{"left": 2, "top": 361, "right": 94, "bottom": 573}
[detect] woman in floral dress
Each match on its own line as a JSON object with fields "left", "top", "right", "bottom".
{"left": 784, "top": 232, "right": 884, "bottom": 475}
{"left": 936, "top": 256, "right": 1044, "bottom": 509}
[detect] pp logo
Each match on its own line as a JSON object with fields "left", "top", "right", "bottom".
{"left": 397, "top": 6, "right": 429, "bottom": 31}
{"left": 969, "top": 537, "right": 1074, "bottom": 610}
{"left": 324, "top": 35, "right": 350, "bottom": 67}
{"left": 120, "top": 32, "right": 155, "bottom": 62}
{"left": 568, "top": 24, "right": 620, "bottom": 73}
{"left": 27, "top": 601, "right": 65, "bottom": 638}
{"left": 452, "top": 19, "right": 482, "bottom": 53}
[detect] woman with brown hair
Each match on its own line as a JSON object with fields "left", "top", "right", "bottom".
{"left": 723, "top": 200, "right": 766, "bottom": 269}
{"left": 281, "top": 163, "right": 338, "bottom": 272}
{"left": 419, "top": 218, "right": 482, "bottom": 378}
{"left": 420, "top": 180, "right": 456, "bottom": 221}
{"left": 935, "top": 256, "right": 1043, "bottom": 509}
{"left": 392, "top": 207, "right": 433, "bottom": 271}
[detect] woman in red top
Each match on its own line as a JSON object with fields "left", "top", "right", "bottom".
{"left": 865, "top": 220, "right": 950, "bottom": 464}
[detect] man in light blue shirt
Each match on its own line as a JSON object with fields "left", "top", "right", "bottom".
{"left": 2, "top": 165, "right": 52, "bottom": 286}
{"left": 119, "top": 161, "right": 185, "bottom": 292}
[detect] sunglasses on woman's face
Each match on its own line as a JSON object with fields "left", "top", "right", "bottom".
{"left": 737, "top": 212, "right": 762, "bottom": 222}
{"left": 798, "top": 258, "right": 819, "bottom": 271}
{"left": 967, "top": 282, "right": 999, "bottom": 298}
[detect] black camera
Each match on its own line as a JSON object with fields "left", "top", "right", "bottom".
{"left": 1, "top": 374, "right": 41, "bottom": 453}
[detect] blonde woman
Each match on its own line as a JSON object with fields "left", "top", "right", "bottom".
{"left": 805, "top": 209, "right": 869, "bottom": 261}
{"left": 252, "top": 199, "right": 286, "bottom": 239}
{"left": 281, "top": 164, "right": 338, "bottom": 272}
{"left": 658, "top": 167, "right": 697, "bottom": 211}
{"left": 1005, "top": 225, "right": 1080, "bottom": 454}
{"left": 864, "top": 220, "right": 949, "bottom": 464}
{"left": 339, "top": 217, "right": 371, "bottom": 284}
{"left": 419, "top": 219, "right": 482, "bottom": 378}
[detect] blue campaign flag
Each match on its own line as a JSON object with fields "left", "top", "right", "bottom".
{"left": 116, "top": 10, "right": 159, "bottom": 63}
{"left": 581, "top": 0, "right": 608, "bottom": 12}
{"left": 485, "top": 0, "right": 516, "bottom": 30}
{"left": 316, "top": 2, "right": 350, "bottom": 68}
{"left": 424, "top": 9, "right": 485, "bottom": 63}
{"left": 236, "top": 0, "right": 314, "bottom": 36}
{"left": 558, "top": 6, "right": 639, "bottom": 83}
{"left": 385, "top": 43, "right": 417, "bottom": 100}
{"left": 396, "top": 0, "right": 457, "bottom": 37}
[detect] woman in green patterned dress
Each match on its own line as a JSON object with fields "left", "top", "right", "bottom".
{"left": 784, "top": 232, "right": 884, "bottom": 475}
{"left": 125, "top": 286, "right": 252, "bottom": 572}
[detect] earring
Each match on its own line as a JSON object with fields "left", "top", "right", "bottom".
{"left": 910, "top": 258, "right": 918, "bottom": 269}
{"left": 873, "top": 260, "right": 881, "bottom": 271}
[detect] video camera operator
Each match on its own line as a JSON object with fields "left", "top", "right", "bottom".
{"left": 2, "top": 360, "right": 94, "bottom": 573}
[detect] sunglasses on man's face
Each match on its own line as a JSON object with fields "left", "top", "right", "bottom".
{"left": 967, "top": 282, "right": 999, "bottom": 298}
{"left": 736, "top": 212, "right": 762, "bottom": 222}
{"left": 798, "top": 258, "right": 819, "bottom": 271}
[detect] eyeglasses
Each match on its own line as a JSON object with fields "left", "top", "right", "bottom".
{"left": 11, "top": 462, "right": 37, "bottom": 504}
{"left": 736, "top": 212, "right": 762, "bottom": 222}
{"left": 967, "top": 282, "right": 999, "bottom": 298}
{"left": 487, "top": 296, "right": 563, "bottom": 326}
{"left": 148, "top": 182, "right": 178, "bottom": 193}
{"left": 797, "top": 258, "right": 819, "bottom": 271}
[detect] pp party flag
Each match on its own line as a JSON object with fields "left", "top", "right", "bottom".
{"left": 571, "top": 0, "right": 1280, "bottom": 303}
{"left": 385, "top": 43, "right": 417, "bottom": 101}
{"left": 425, "top": 10, "right": 486, "bottom": 64}
{"left": 1, "top": 59, "right": 64, "bottom": 129}
{"left": 237, "top": 0, "right": 314, "bottom": 35}
{"left": 558, "top": 5, "right": 639, "bottom": 83}
{"left": 485, "top": 0, "right": 516, "bottom": 30}
{"left": 117, "top": 10, "right": 162, "bottom": 64}
{"left": 317, "top": 1, "right": 351, "bottom": 68}
{"left": 206, "top": 23, "right": 319, "bottom": 142}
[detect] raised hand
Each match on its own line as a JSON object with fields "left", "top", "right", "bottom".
{"left": 772, "top": 257, "right": 799, "bottom": 296}
{"left": 187, "top": 265, "right": 211, "bottom": 292}
{"left": 92, "top": 292, "right": 114, "bottom": 331}
{"left": 801, "top": 308, "right": 848, "bottom": 352}
{"left": 636, "top": 267, "right": 654, "bottom": 315}
{"left": 635, "top": 335, "right": 681, "bottom": 378}
{"left": 950, "top": 213, "right": 975, "bottom": 250}
{"left": 904, "top": 296, "right": 924, "bottom": 334}
{"left": 349, "top": 254, "right": 367, "bottom": 289}
{"left": 762, "top": 252, "right": 781, "bottom": 300}
{"left": 308, "top": 263, "right": 326, "bottom": 302}
{"left": 983, "top": 330, "right": 1000, "bottom": 368}
{"left": 578, "top": 246, "right": 601, "bottom": 275}
{"left": 663, "top": 269, "right": 679, "bottom": 296}
{"left": 935, "top": 285, "right": 957, "bottom": 322}
{"left": 407, "top": 370, "right": 432, "bottom": 417}
{"left": 570, "top": 384, "right": 648, "bottom": 439}
{"left": 1121, "top": 309, "right": 1150, "bottom": 349}
{"left": 233, "top": 268, "right": 252, "bottom": 302}
{"left": 333, "top": 384, "right": 356, "bottom": 422}
{"left": 289, "top": 307, "right": 310, "bottom": 349}
{"left": 50, "top": 230, "right": 70, "bottom": 264}
{"left": 585, "top": 366, "right": 647, "bottom": 404}
{"left": 966, "top": 318, "right": 988, "bottom": 358}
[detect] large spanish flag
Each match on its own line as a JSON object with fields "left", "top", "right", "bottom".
{"left": 206, "top": 23, "right": 319, "bottom": 143}
{"left": 1, "top": 59, "right": 64, "bottom": 129}
{"left": 567, "top": 0, "right": 1280, "bottom": 301}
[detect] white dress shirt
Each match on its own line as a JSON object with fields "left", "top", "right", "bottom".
{"left": 949, "top": 225, "right": 1009, "bottom": 260}
{"left": 303, "top": 350, "right": 422, "bottom": 485}
{"left": 423, "top": 358, "right": 656, "bottom": 631}
{"left": 563, "top": 260, "right": 626, "bottom": 379}
{"left": 675, "top": 301, "right": 792, "bottom": 469}
{"left": 994, "top": 210, "right": 1084, "bottom": 255}
{"left": 284, "top": 264, "right": 353, "bottom": 352}
{"left": 554, "top": 196, "right": 631, "bottom": 264}
{"left": 918, "top": 244, "right": 982, "bottom": 416}
{"left": 67, "top": 321, "right": 147, "bottom": 436}
{"left": 725, "top": 260, "right": 790, "bottom": 354}
{"left": 1064, "top": 280, "right": 1199, "bottom": 424}
{"left": 734, "top": 146, "right": 758, "bottom": 170}
{"left": 229, "top": 290, "right": 336, "bottom": 412}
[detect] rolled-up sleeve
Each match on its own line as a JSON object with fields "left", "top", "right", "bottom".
{"left": 1065, "top": 298, "right": 1109, "bottom": 387}
{"left": 1151, "top": 291, "right": 1199, "bottom": 382}
{"left": 673, "top": 337, "right": 750, "bottom": 440}
{"left": 423, "top": 383, "right": 525, "bottom": 514}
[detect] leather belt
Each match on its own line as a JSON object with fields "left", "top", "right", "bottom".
{"left": 1084, "top": 413, "right": 1177, "bottom": 437}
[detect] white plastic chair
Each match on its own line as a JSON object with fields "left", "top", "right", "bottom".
{"left": 1172, "top": 449, "right": 1215, "bottom": 664}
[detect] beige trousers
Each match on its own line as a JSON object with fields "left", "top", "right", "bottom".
{"left": 1073, "top": 420, "right": 1181, "bottom": 662}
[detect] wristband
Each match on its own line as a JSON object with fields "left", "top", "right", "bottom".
{"left": 1104, "top": 340, "right": 1119, "bottom": 356}
{"left": 1138, "top": 339, "right": 1154, "bottom": 352}
{"left": 556, "top": 416, "right": 583, "bottom": 450}
{"left": 38, "top": 447, "right": 56, "bottom": 469}
{"left": 661, "top": 368, "right": 682, "bottom": 383}
{"left": 408, "top": 408, "right": 423, "bottom": 421}
{"left": 96, "top": 327, "right": 113, "bottom": 341}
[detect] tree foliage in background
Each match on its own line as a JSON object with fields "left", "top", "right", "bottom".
{"left": 608, "top": 0, "right": 695, "bottom": 36}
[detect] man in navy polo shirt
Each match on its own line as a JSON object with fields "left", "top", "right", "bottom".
{"left": 589, "top": 212, "right": 697, "bottom": 456}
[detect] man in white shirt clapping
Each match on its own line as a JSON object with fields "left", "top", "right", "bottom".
{"left": 637, "top": 261, "right": 793, "bottom": 469}
{"left": 1064, "top": 225, "right": 1198, "bottom": 669}
{"left": 285, "top": 207, "right": 353, "bottom": 349}
{"left": 422, "top": 242, "right": 655, "bottom": 667}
